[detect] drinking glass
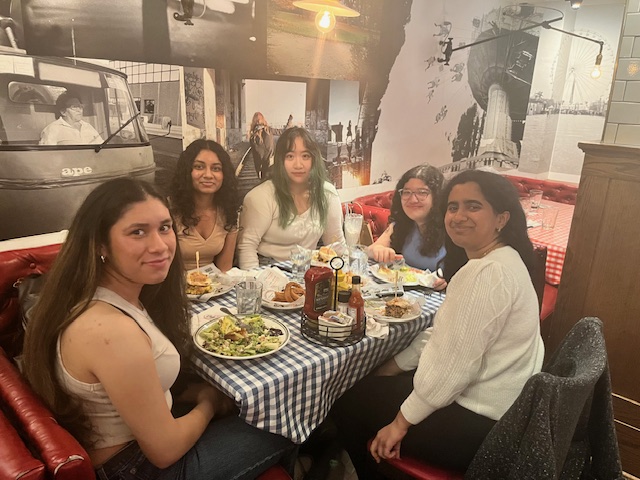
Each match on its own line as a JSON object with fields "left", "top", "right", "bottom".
{"left": 235, "top": 280, "right": 263, "bottom": 315}
{"left": 541, "top": 206, "right": 559, "bottom": 230}
{"left": 344, "top": 212, "right": 363, "bottom": 248}
{"left": 529, "top": 189, "right": 543, "bottom": 209}
{"left": 290, "top": 248, "right": 312, "bottom": 284}
{"left": 348, "top": 244, "right": 369, "bottom": 277}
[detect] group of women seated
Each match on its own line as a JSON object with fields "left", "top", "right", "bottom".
{"left": 20, "top": 125, "right": 544, "bottom": 479}
{"left": 170, "top": 127, "right": 345, "bottom": 272}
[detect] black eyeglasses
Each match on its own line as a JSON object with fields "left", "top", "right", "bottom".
{"left": 398, "top": 188, "right": 431, "bottom": 200}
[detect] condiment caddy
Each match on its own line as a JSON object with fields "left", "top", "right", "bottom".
{"left": 300, "top": 256, "right": 366, "bottom": 347}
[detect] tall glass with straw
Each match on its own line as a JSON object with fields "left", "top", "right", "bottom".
{"left": 344, "top": 203, "right": 366, "bottom": 276}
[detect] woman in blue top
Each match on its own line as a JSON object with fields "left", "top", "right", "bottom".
{"left": 367, "top": 165, "right": 446, "bottom": 278}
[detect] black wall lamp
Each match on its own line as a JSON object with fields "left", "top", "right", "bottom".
{"left": 568, "top": 0, "right": 583, "bottom": 9}
{"left": 438, "top": 13, "right": 604, "bottom": 79}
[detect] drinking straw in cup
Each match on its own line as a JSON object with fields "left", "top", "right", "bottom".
{"left": 344, "top": 212, "right": 363, "bottom": 248}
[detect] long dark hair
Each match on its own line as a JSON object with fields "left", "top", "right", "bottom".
{"left": 170, "top": 139, "right": 239, "bottom": 232}
{"left": 440, "top": 170, "right": 534, "bottom": 282}
{"left": 22, "top": 178, "right": 191, "bottom": 447}
{"left": 271, "top": 127, "right": 330, "bottom": 229}
{"left": 389, "top": 164, "right": 445, "bottom": 256}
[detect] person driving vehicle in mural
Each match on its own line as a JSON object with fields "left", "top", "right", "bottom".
{"left": 40, "top": 92, "right": 104, "bottom": 145}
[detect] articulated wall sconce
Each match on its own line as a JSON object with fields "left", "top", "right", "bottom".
{"left": 438, "top": 14, "right": 604, "bottom": 79}
{"left": 293, "top": 0, "right": 360, "bottom": 34}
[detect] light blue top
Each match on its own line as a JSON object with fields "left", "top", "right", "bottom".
{"left": 402, "top": 225, "right": 446, "bottom": 271}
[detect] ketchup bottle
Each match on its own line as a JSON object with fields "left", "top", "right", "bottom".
{"left": 304, "top": 266, "right": 334, "bottom": 320}
{"left": 347, "top": 275, "right": 365, "bottom": 330}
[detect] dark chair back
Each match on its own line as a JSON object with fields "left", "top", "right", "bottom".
{"left": 531, "top": 244, "right": 547, "bottom": 312}
{"left": 465, "top": 317, "right": 622, "bottom": 480}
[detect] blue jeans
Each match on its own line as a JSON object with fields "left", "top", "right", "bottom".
{"left": 95, "top": 416, "right": 295, "bottom": 480}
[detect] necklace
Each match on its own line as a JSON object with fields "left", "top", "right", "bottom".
{"left": 482, "top": 243, "right": 503, "bottom": 257}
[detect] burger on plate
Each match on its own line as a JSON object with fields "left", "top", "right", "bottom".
{"left": 186, "top": 271, "right": 213, "bottom": 295}
{"left": 384, "top": 297, "right": 412, "bottom": 318}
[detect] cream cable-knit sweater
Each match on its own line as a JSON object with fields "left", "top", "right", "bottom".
{"left": 237, "top": 180, "right": 345, "bottom": 269}
{"left": 395, "top": 246, "right": 544, "bottom": 424}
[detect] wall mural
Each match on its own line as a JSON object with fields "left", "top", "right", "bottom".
{"left": 183, "top": 67, "right": 205, "bottom": 130}
{"left": 15, "top": 0, "right": 265, "bottom": 74}
{"left": 0, "top": 0, "right": 625, "bottom": 240}
{"left": 371, "top": 0, "right": 622, "bottom": 187}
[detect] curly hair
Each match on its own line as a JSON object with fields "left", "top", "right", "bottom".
{"left": 440, "top": 170, "right": 534, "bottom": 282}
{"left": 170, "top": 139, "right": 239, "bottom": 233}
{"left": 270, "top": 127, "right": 329, "bottom": 229}
{"left": 389, "top": 164, "right": 446, "bottom": 256}
{"left": 22, "top": 178, "right": 191, "bottom": 448}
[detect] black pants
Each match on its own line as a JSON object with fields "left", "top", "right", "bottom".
{"left": 331, "top": 372, "right": 496, "bottom": 478}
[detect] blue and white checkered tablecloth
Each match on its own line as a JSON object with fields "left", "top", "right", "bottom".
{"left": 190, "top": 269, "right": 444, "bottom": 444}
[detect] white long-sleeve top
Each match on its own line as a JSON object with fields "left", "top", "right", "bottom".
{"left": 395, "top": 246, "right": 544, "bottom": 424}
{"left": 237, "top": 180, "right": 345, "bottom": 269}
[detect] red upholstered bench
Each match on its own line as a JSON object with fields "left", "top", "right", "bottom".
{"left": 0, "top": 347, "right": 95, "bottom": 480}
{"left": 503, "top": 175, "right": 578, "bottom": 205}
{"left": 349, "top": 191, "right": 395, "bottom": 241}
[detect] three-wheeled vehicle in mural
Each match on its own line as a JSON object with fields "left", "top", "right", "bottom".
{"left": 0, "top": 52, "right": 155, "bottom": 240}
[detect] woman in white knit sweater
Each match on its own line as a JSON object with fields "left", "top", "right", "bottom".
{"left": 332, "top": 170, "right": 545, "bottom": 476}
{"left": 237, "top": 127, "right": 344, "bottom": 269}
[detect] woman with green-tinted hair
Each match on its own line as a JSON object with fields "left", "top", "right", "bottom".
{"left": 237, "top": 127, "right": 345, "bottom": 269}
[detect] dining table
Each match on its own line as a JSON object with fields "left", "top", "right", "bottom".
{"left": 526, "top": 199, "right": 575, "bottom": 286}
{"left": 189, "top": 265, "right": 444, "bottom": 444}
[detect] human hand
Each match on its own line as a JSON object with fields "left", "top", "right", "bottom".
{"left": 370, "top": 414, "right": 410, "bottom": 463}
{"left": 368, "top": 245, "right": 397, "bottom": 264}
{"left": 432, "top": 277, "right": 447, "bottom": 291}
{"left": 374, "top": 358, "right": 404, "bottom": 376}
{"left": 196, "top": 385, "right": 236, "bottom": 418}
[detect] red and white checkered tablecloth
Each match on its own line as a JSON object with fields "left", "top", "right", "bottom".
{"left": 527, "top": 200, "right": 575, "bottom": 285}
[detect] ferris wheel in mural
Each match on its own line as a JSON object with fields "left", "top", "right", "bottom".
{"left": 551, "top": 29, "right": 614, "bottom": 110}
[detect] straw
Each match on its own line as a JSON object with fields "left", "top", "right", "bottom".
{"left": 394, "top": 270, "right": 399, "bottom": 298}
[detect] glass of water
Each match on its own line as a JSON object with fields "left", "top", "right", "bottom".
{"left": 344, "top": 212, "right": 363, "bottom": 248}
{"left": 290, "top": 248, "right": 312, "bottom": 284}
{"left": 235, "top": 280, "right": 263, "bottom": 315}
{"left": 349, "top": 244, "right": 369, "bottom": 277}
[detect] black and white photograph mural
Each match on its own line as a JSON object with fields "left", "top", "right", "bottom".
{"left": 519, "top": 2, "right": 621, "bottom": 180}
{"left": 0, "top": 0, "right": 628, "bottom": 241}
{"left": 16, "top": 0, "right": 265, "bottom": 72}
{"left": 266, "top": 0, "right": 382, "bottom": 80}
{"left": 370, "top": 0, "right": 622, "bottom": 188}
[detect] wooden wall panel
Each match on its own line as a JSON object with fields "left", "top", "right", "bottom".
{"left": 549, "top": 142, "right": 640, "bottom": 477}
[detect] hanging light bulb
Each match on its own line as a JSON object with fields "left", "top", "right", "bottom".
{"left": 591, "top": 52, "right": 603, "bottom": 79}
{"left": 293, "top": 1, "right": 359, "bottom": 34}
{"left": 315, "top": 10, "right": 336, "bottom": 33}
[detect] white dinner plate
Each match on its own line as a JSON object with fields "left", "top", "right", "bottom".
{"left": 368, "top": 264, "right": 426, "bottom": 287}
{"left": 186, "top": 272, "right": 235, "bottom": 302}
{"left": 364, "top": 298, "right": 422, "bottom": 324}
{"left": 194, "top": 314, "right": 290, "bottom": 360}
{"left": 262, "top": 292, "right": 305, "bottom": 311}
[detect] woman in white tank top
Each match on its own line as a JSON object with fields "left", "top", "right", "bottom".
{"left": 23, "top": 178, "right": 294, "bottom": 479}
